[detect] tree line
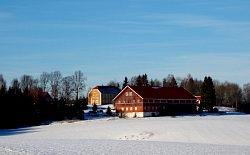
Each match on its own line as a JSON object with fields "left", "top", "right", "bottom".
{"left": 0, "top": 70, "right": 87, "bottom": 129}
{"left": 108, "top": 73, "right": 250, "bottom": 113}
{"left": 1, "top": 71, "right": 250, "bottom": 128}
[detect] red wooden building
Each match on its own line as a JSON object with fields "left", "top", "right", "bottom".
{"left": 113, "top": 86, "right": 197, "bottom": 117}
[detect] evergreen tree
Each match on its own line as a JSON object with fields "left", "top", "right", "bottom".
{"left": 163, "top": 78, "right": 167, "bottom": 87}
{"left": 136, "top": 75, "right": 143, "bottom": 86}
{"left": 0, "top": 75, "right": 7, "bottom": 128}
{"left": 106, "top": 106, "right": 112, "bottom": 116}
{"left": 163, "top": 74, "right": 177, "bottom": 87}
{"left": 122, "top": 77, "right": 129, "bottom": 89}
{"left": 186, "top": 74, "right": 195, "bottom": 94}
{"left": 170, "top": 76, "right": 177, "bottom": 87}
{"left": 21, "top": 87, "right": 34, "bottom": 126}
{"left": 201, "top": 76, "right": 216, "bottom": 112}
{"left": 75, "top": 100, "right": 84, "bottom": 120}
{"left": 92, "top": 103, "right": 97, "bottom": 112}
{"left": 142, "top": 74, "right": 149, "bottom": 86}
{"left": 136, "top": 74, "right": 149, "bottom": 86}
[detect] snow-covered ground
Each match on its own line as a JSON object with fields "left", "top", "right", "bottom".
{"left": 1, "top": 107, "right": 250, "bottom": 155}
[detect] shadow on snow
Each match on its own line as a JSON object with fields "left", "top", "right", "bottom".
{"left": 0, "top": 126, "right": 38, "bottom": 136}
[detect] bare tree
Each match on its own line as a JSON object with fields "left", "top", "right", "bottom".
{"left": 20, "top": 75, "right": 34, "bottom": 91}
{"left": 129, "top": 76, "right": 137, "bottom": 86}
{"left": 224, "top": 82, "right": 242, "bottom": 108}
{"left": 11, "top": 78, "right": 20, "bottom": 89}
{"left": 243, "top": 83, "right": 250, "bottom": 104}
{"left": 0, "top": 74, "right": 6, "bottom": 89}
{"left": 215, "top": 81, "right": 242, "bottom": 108}
{"left": 214, "top": 81, "right": 226, "bottom": 106}
{"left": 179, "top": 74, "right": 202, "bottom": 95}
{"left": 40, "top": 72, "right": 50, "bottom": 92}
{"left": 0, "top": 74, "right": 7, "bottom": 96}
{"left": 10, "top": 78, "right": 21, "bottom": 95}
{"left": 50, "top": 71, "right": 62, "bottom": 99}
{"left": 163, "top": 74, "right": 177, "bottom": 87}
{"left": 61, "top": 76, "right": 74, "bottom": 100}
{"left": 107, "top": 79, "right": 120, "bottom": 88}
{"left": 72, "top": 70, "right": 86, "bottom": 100}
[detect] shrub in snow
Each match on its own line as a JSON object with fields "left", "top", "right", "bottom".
{"left": 212, "top": 108, "right": 218, "bottom": 113}
{"left": 106, "top": 106, "right": 112, "bottom": 116}
{"left": 92, "top": 104, "right": 97, "bottom": 113}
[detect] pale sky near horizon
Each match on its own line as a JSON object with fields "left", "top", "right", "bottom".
{"left": 1, "top": 0, "right": 250, "bottom": 90}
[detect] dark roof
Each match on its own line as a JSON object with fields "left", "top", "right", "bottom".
{"left": 94, "top": 86, "right": 121, "bottom": 94}
{"left": 130, "top": 86, "right": 196, "bottom": 99}
{"left": 40, "top": 92, "right": 50, "bottom": 97}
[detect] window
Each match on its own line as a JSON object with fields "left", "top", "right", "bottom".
{"left": 174, "top": 100, "right": 179, "bottom": 103}
{"left": 137, "top": 100, "right": 140, "bottom": 103}
{"left": 130, "top": 107, "right": 133, "bottom": 111}
{"left": 135, "top": 107, "right": 137, "bottom": 111}
{"left": 121, "top": 107, "right": 124, "bottom": 111}
{"left": 129, "top": 92, "right": 132, "bottom": 96}
{"left": 126, "top": 92, "right": 128, "bottom": 96}
{"left": 126, "top": 107, "right": 128, "bottom": 111}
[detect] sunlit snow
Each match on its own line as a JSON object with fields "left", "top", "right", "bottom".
{"left": 1, "top": 107, "right": 250, "bottom": 155}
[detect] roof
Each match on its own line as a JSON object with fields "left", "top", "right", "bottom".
{"left": 93, "top": 86, "right": 121, "bottom": 94}
{"left": 195, "top": 96, "right": 202, "bottom": 100}
{"left": 41, "top": 92, "right": 49, "bottom": 97}
{"left": 39, "top": 92, "right": 52, "bottom": 100}
{"left": 129, "top": 86, "right": 196, "bottom": 99}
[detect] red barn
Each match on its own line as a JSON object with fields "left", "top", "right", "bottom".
{"left": 113, "top": 86, "right": 197, "bottom": 117}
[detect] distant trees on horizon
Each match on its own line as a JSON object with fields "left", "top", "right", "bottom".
{"left": 107, "top": 73, "right": 250, "bottom": 113}
{"left": 1, "top": 71, "right": 250, "bottom": 129}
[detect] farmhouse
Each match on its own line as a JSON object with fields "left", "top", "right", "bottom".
{"left": 113, "top": 86, "right": 197, "bottom": 117}
{"left": 88, "top": 86, "right": 121, "bottom": 105}
{"left": 39, "top": 92, "right": 53, "bottom": 104}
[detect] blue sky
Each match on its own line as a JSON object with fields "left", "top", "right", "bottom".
{"left": 1, "top": 0, "right": 250, "bottom": 90}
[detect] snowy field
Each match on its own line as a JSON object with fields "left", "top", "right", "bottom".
{"left": 1, "top": 107, "right": 250, "bottom": 155}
